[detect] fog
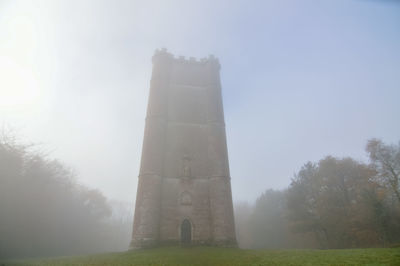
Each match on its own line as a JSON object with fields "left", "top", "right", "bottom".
{"left": 1, "top": 0, "right": 400, "bottom": 259}
{"left": 0, "top": 133, "right": 133, "bottom": 258}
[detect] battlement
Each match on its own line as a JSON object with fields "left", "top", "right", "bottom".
{"left": 153, "top": 48, "right": 220, "bottom": 67}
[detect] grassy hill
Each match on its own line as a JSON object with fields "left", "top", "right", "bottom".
{"left": 4, "top": 246, "right": 400, "bottom": 266}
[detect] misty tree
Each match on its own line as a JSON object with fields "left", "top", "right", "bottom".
{"left": 234, "top": 202, "right": 253, "bottom": 249}
{"left": 287, "top": 157, "right": 382, "bottom": 248}
{"left": 249, "top": 189, "right": 290, "bottom": 249}
{"left": 366, "top": 139, "right": 400, "bottom": 245}
{"left": 234, "top": 189, "right": 317, "bottom": 250}
{"left": 0, "top": 130, "right": 130, "bottom": 259}
{"left": 233, "top": 139, "right": 400, "bottom": 250}
{"left": 366, "top": 139, "right": 400, "bottom": 203}
{"left": 286, "top": 162, "right": 329, "bottom": 247}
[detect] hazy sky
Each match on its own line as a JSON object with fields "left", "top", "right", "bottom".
{"left": 1, "top": 0, "right": 399, "bottom": 203}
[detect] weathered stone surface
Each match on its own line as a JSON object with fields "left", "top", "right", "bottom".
{"left": 131, "top": 49, "right": 236, "bottom": 248}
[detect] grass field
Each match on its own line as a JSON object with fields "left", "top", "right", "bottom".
{"left": 4, "top": 246, "right": 400, "bottom": 266}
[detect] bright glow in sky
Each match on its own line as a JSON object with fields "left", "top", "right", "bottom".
{"left": 1, "top": 0, "right": 399, "bottom": 203}
{"left": 0, "top": 9, "right": 38, "bottom": 110}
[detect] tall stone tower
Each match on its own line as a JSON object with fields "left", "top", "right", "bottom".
{"left": 131, "top": 49, "right": 236, "bottom": 248}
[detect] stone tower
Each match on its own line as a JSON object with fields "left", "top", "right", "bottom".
{"left": 131, "top": 49, "right": 236, "bottom": 248}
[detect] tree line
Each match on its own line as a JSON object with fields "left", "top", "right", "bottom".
{"left": 235, "top": 139, "right": 400, "bottom": 249}
{"left": 0, "top": 130, "right": 133, "bottom": 259}
{"left": 1, "top": 129, "right": 399, "bottom": 258}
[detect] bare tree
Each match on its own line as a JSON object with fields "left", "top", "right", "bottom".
{"left": 367, "top": 139, "right": 400, "bottom": 203}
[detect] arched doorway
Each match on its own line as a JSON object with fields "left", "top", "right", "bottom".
{"left": 180, "top": 219, "right": 191, "bottom": 245}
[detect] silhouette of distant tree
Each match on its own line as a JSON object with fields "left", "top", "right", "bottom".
{"left": 0, "top": 130, "right": 127, "bottom": 259}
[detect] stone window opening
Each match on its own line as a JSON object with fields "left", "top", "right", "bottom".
{"left": 180, "top": 191, "right": 192, "bottom": 206}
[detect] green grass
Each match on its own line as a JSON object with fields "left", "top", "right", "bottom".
{"left": 4, "top": 246, "right": 400, "bottom": 266}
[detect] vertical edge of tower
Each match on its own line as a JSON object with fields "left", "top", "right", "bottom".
{"left": 130, "top": 49, "right": 172, "bottom": 248}
{"left": 206, "top": 58, "right": 237, "bottom": 247}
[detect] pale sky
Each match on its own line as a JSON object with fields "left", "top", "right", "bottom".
{"left": 1, "top": 0, "right": 399, "bottom": 203}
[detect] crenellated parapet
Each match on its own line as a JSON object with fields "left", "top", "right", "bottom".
{"left": 153, "top": 48, "right": 220, "bottom": 69}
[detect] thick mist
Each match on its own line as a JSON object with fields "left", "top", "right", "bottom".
{"left": 1, "top": 0, "right": 399, "bottom": 204}
{"left": 234, "top": 140, "right": 400, "bottom": 249}
{"left": 0, "top": 130, "right": 133, "bottom": 259}
{"left": 1, "top": 0, "right": 400, "bottom": 260}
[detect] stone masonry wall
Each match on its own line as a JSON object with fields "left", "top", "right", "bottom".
{"left": 131, "top": 49, "right": 236, "bottom": 248}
